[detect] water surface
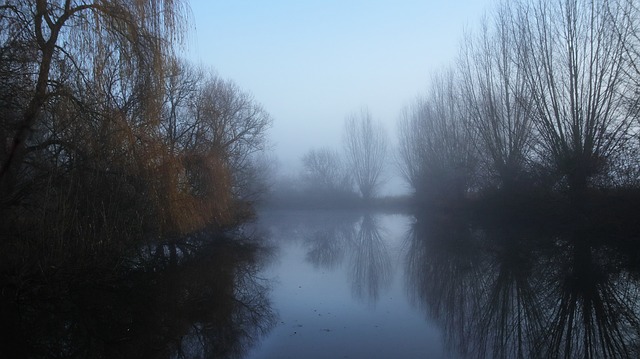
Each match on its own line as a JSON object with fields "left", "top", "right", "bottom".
{"left": 245, "top": 209, "right": 640, "bottom": 359}
{"left": 4, "top": 209, "right": 640, "bottom": 358}
{"left": 246, "top": 210, "right": 448, "bottom": 359}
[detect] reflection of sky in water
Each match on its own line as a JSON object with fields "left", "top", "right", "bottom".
{"left": 245, "top": 210, "right": 640, "bottom": 359}
{"left": 246, "top": 212, "right": 449, "bottom": 359}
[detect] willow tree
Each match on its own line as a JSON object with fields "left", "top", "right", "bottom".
{"left": 518, "top": 0, "right": 635, "bottom": 196}
{"left": 343, "top": 108, "right": 387, "bottom": 201}
{"left": 0, "top": 0, "right": 188, "bottom": 204}
{"left": 397, "top": 71, "right": 476, "bottom": 205}
{"left": 459, "top": 3, "right": 533, "bottom": 193}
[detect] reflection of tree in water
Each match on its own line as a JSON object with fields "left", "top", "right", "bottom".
{"left": 540, "top": 238, "right": 640, "bottom": 359}
{"left": 300, "top": 212, "right": 392, "bottom": 304}
{"left": 404, "top": 215, "right": 486, "bottom": 357}
{"left": 305, "top": 216, "right": 356, "bottom": 269}
{"left": 349, "top": 214, "right": 392, "bottom": 304}
{"left": 406, "top": 216, "right": 640, "bottom": 359}
{"left": 0, "top": 234, "right": 276, "bottom": 359}
{"left": 475, "top": 229, "right": 545, "bottom": 359}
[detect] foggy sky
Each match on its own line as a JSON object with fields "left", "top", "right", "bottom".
{"left": 187, "top": 0, "right": 493, "bottom": 191}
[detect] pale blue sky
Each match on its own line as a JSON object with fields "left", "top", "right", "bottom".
{"left": 186, "top": 0, "right": 493, "bottom": 172}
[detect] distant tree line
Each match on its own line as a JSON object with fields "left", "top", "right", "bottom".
{"left": 0, "top": 1, "right": 271, "bottom": 268}
{"left": 398, "top": 0, "right": 640, "bottom": 209}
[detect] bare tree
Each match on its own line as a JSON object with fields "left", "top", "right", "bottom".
{"left": 397, "top": 71, "right": 476, "bottom": 205}
{"left": 187, "top": 73, "right": 273, "bottom": 201}
{"left": 160, "top": 58, "right": 204, "bottom": 154}
{"left": 343, "top": 108, "right": 388, "bottom": 200}
{"left": 458, "top": 4, "right": 533, "bottom": 193}
{"left": 619, "top": 0, "right": 640, "bottom": 107}
{"left": 301, "top": 147, "right": 352, "bottom": 194}
{"left": 518, "top": 0, "right": 635, "bottom": 196}
{"left": 397, "top": 102, "right": 427, "bottom": 191}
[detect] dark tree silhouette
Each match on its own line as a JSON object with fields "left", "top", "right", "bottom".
{"left": 459, "top": 4, "right": 533, "bottom": 193}
{"left": 397, "top": 71, "right": 476, "bottom": 205}
{"left": 518, "top": 0, "right": 635, "bottom": 196}
{"left": 0, "top": 0, "right": 188, "bottom": 202}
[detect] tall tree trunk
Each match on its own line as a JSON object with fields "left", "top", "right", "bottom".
{"left": 0, "top": 4, "right": 59, "bottom": 204}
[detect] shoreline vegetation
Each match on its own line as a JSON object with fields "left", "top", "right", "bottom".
{"left": 262, "top": 186, "right": 640, "bottom": 230}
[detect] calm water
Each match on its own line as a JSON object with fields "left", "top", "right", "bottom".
{"left": 243, "top": 209, "right": 640, "bottom": 359}
{"left": 245, "top": 211, "right": 448, "bottom": 359}
{"left": 4, "top": 209, "right": 640, "bottom": 358}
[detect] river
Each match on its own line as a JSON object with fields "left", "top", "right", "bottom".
{"left": 4, "top": 209, "right": 640, "bottom": 358}
{"left": 245, "top": 209, "right": 640, "bottom": 359}
{"left": 246, "top": 210, "right": 448, "bottom": 358}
